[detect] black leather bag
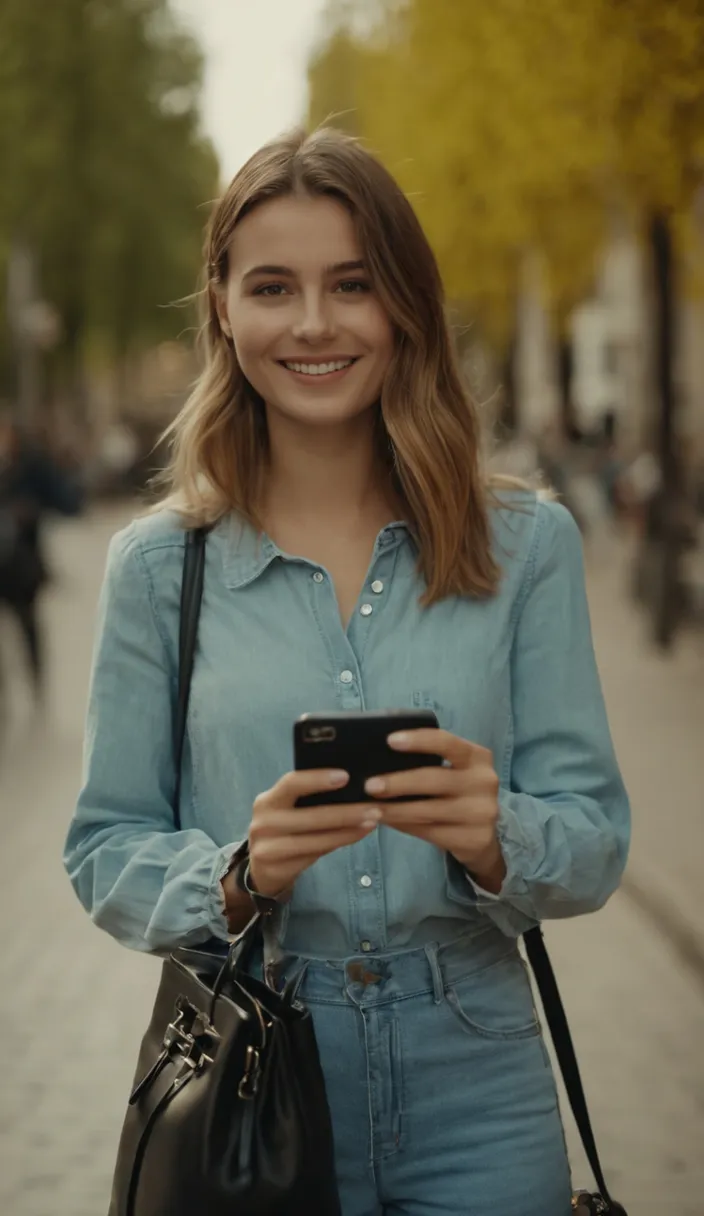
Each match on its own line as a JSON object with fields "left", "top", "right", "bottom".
{"left": 108, "top": 529, "right": 341, "bottom": 1216}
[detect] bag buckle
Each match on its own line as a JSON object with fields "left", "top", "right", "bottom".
{"left": 237, "top": 1045, "right": 261, "bottom": 1099}
{"left": 163, "top": 997, "right": 219, "bottom": 1074}
{"left": 571, "top": 1195, "right": 610, "bottom": 1215}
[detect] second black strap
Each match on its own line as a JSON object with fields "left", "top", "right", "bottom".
{"left": 523, "top": 926, "right": 614, "bottom": 1206}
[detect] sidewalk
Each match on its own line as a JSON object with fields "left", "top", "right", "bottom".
{"left": 582, "top": 522, "right": 704, "bottom": 960}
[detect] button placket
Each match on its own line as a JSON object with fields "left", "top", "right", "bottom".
{"left": 349, "top": 816, "right": 385, "bottom": 954}
{"left": 345, "top": 554, "right": 393, "bottom": 664}
{"left": 338, "top": 665, "right": 362, "bottom": 710}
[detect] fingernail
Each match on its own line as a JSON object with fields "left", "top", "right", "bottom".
{"left": 362, "top": 808, "right": 382, "bottom": 826}
{"left": 328, "top": 770, "right": 349, "bottom": 786}
{"left": 365, "top": 776, "right": 385, "bottom": 794}
{"left": 387, "top": 732, "right": 410, "bottom": 748}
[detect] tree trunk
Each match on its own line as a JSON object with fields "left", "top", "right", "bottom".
{"left": 557, "top": 335, "right": 580, "bottom": 442}
{"left": 61, "top": 307, "right": 88, "bottom": 421}
{"left": 498, "top": 330, "right": 518, "bottom": 436}
{"left": 647, "top": 208, "right": 680, "bottom": 650}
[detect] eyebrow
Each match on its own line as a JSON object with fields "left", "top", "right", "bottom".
{"left": 242, "top": 260, "right": 365, "bottom": 282}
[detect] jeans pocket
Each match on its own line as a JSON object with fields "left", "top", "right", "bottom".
{"left": 444, "top": 952, "right": 541, "bottom": 1041}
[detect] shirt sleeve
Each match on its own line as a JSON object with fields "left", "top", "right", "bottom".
{"left": 63, "top": 525, "right": 242, "bottom": 953}
{"left": 447, "top": 499, "right": 631, "bottom": 937}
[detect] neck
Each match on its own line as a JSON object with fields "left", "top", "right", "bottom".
{"left": 261, "top": 409, "right": 401, "bottom": 529}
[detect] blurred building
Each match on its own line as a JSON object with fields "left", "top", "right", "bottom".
{"left": 515, "top": 230, "right": 704, "bottom": 462}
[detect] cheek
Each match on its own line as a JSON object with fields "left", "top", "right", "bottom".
{"left": 365, "top": 304, "right": 395, "bottom": 359}
{"left": 229, "top": 308, "right": 278, "bottom": 369}
{"left": 362, "top": 307, "right": 395, "bottom": 373}
{"left": 329, "top": 296, "right": 391, "bottom": 365}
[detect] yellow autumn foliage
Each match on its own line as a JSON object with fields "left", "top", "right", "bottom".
{"left": 307, "top": 0, "right": 704, "bottom": 343}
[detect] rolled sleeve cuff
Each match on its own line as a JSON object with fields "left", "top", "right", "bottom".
{"left": 206, "top": 842, "right": 246, "bottom": 941}
{"left": 445, "top": 794, "right": 540, "bottom": 937}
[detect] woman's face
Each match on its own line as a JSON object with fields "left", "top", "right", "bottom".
{"left": 216, "top": 193, "right": 395, "bottom": 431}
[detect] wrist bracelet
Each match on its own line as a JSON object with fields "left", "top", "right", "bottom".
{"left": 232, "top": 854, "right": 290, "bottom": 916}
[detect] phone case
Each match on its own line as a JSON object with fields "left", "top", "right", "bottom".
{"left": 293, "top": 709, "right": 441, "bottom": 807}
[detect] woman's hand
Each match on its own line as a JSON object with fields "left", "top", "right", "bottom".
{"left": 247, "top": 769, "right": 382, "bottom": 899}
{"left": 365, "top": 729, "right": 507, "bottom": 894}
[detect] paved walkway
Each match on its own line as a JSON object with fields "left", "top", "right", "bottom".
{"left": 582, "top": 523, "right": 704, "bottom": 957}
{"left": 0, "top": 504, "right": 702, "bottom": 1216}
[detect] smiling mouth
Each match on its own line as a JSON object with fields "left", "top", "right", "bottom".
{"left": 278, "top": 357, "right": 359, "bottom": 377}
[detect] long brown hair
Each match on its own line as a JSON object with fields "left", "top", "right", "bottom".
{"left": 154, "top": 126, "right": 514, "bottom": 604}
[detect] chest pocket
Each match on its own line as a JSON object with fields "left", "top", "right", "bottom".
{"left": 412, "top": 689, "right": 445, "bottom": 726}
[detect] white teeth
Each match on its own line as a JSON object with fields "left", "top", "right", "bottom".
{"left": 283, "top": 359, "right": 354, "bottom": 376}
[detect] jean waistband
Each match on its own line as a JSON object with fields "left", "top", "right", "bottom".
{"left": 278, "top": 925, "right": 519, "bottom": 1007}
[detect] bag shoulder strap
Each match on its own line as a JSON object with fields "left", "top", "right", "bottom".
{"left": 523, "top": 925, "right": 619, "bottom": 1211}
{"left": 173, "top": 527, "right": 208, "bottom": 830}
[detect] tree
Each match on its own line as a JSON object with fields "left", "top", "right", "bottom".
{"left": 0, "top": 0, "right": 219, "bottom": 416}
{"left": 308, "top": 0, "right": 612, "bottom": 357}
{"left": 308, "top": 0, "right": 704, "bottom": 643}
{"left": 600, "top": 0, "right": 704, "bottom": 646}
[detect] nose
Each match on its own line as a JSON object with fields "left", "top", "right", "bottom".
{"left": 290, "top": 288, "right": 336, "bottom": 344}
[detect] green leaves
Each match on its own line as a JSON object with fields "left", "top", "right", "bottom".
{"left": 0, "top": 0, "right": 220, "bottom": 390}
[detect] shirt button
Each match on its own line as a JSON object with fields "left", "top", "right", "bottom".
{"left": 312, "top": 571, "right": 324, "bottom": 583}
{"left": 371, "top": 579, "right": 384, "bottom": 594}
{"left": 340, "top": 670, "right": 354, "bottom": 684}
{"left": 360, "top": 603, "right": 373, "bottom": 617}
{"left": 360, "top": 940, "right": 373, "bottom": 952}
{"left": 360, "top": 874, "right": 372, "bottom": 887}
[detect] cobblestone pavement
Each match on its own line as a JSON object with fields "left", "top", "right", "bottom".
{"left": 0, "top": 505, "right": 702, "bottom": 1216}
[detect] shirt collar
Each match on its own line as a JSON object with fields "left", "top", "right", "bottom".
{"left": 215, "top": 512, "right": 411, "bottom": 591}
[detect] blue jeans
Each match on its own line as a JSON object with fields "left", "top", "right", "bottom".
{"left": 279, "top": 928, "right": 572, "bottom": 1216}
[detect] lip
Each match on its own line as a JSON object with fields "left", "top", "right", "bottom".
{"left": 277, "top": 356, "right": 360, "bottom": 366}
{"left": 276, "top": 356, "right": 360, "bottom": 383}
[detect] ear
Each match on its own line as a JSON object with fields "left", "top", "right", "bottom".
{"left": 212, "top": 286, "right": 232, "bottom": 340}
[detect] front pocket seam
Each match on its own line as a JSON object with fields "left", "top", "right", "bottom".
{"left": 444, "top": 986, "right": 540, "bottom": 1041}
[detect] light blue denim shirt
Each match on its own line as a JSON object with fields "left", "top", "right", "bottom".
{"left": 64, "top": 492, "right": 630, "bottom": 958}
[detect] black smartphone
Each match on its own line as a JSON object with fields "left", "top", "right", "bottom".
{"left": 293, "top": 709, "right": 442, "bottom": 807}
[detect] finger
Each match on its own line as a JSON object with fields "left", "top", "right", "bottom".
{"left": 252, "top": 804, "right": 382, "bottom": 836}
{"left": 384, "top": 820, "right": 475, "bottom": 854}
{"left": 253, "top": 823, "right": 379, "bottom": 862}
{"left": 262, "top": 767, "right": 350, "bottom": 809}
{"left": 380, "top": 798, "right": 467, "bottom": 826}
{"left": 386, "top": 728, "right": 489, "bottom": 769}
{"left": 365, "top": 765, "right": 464, "bottom": 800}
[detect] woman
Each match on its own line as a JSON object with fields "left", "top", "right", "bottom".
{"left": 64, "top": 128, "right": 630, "bottom": 1216}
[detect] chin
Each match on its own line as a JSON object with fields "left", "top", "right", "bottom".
{"left": 268, "top": 394, "right": 377, "bottom": 430}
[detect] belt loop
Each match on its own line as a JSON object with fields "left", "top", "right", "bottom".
{"left": 424, "top": 943, "right": 444, "bottom": 1005}
{"left": 287, "top": 959, "right": 310, "bottom": 1001}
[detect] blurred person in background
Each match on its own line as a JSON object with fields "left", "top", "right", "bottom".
{"left": 0, "top": 410, "right": 83, "bottom": 695}
{"left": 64, "top": 129, "right": 630, "bottom": 1216}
